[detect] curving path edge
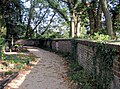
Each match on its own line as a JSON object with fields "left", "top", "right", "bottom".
{"left": 6, "top": 46, "right": 72, "bottom": 89}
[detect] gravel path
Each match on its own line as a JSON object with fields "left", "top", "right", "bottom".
{"left": 7, "top": 46, "right": 72, "bottom": 89}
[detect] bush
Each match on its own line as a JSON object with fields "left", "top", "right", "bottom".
{"left": 68, "top": 60, "right": 93, "bottom": 89}
{"left": 90, "top": 32, "right": 111, "bottom": 42}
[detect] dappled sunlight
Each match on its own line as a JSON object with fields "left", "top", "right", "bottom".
{"left": 27, "top": 48, "right": 40, "bottom": 52}
{"left": 108, "top": 41, "right": 120, "bottom": 45}
{"left": 6, "top": 46, "right": 71, "bottom": 89}
{"left": 7, "top": 70, "right": 31, "bottom": 89}
{"left": 6, "top": 58, "right": 41, "bottom": 89}
{"left": 4, "top": 51, "right": 28, "bottom": 55}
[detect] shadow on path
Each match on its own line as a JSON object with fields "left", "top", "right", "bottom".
{"left": 6, "top": 46, "right": 71, "bottom": 89}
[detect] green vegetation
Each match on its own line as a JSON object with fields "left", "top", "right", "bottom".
{"left": 90, "top": 32, "right": 111, "bottom": 42}
{"left": 0, "top": 38, "right": 5, "bottom": 60}
{"left": 63, "top": 55, "right": 93, "bottom": 89}
{"left": 91, "top": 43, "right": 116, "bottom": 89}
{"left": 4, "top": 70, "right": 13, "bottom": 75}
{"left": 0, "top": 0, "right": 119, "bottom": 88}
{"left": 55, "top": 41, "right": 116, "bottom": 89}
{"left": 1, "top": 53, "right": 37, "bottom": 71}
{"left": 0, "top": 0, "right": 119, "bottom": 39}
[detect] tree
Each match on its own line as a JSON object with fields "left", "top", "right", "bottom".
{"left": 82, "top": 0, "right": 102, "bottom": 35}
{"left": 46, "top": 0, "right": 85, "bottom": 37}
{"left": 110, "top": 0, "right": 120, "bottom": 36}
{"left": 25, "top": 0, "right": 38, "bottom": 38}
{"left": 0, "top": 0, "right": 23, "bottom": 39}
{"left": 24, "top": 0, "right": 56, "bottom": 38}
{"left": 101, "top": 0, "right": 114, "bottom": 36}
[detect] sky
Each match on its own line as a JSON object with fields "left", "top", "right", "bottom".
{"left": 22, "top": 0, "right": 30, "bottom": 8}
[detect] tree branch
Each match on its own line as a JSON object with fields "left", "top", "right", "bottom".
{"left": 32, "top": 8, "right": 49, "bottom": 31}
{"left": 41, "top": 12, "right": 56, "bottom": 35}
{"left": 46, "top": 0, "right": 69, "bottom": 22}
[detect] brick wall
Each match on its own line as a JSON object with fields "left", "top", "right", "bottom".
{"left": 112, "top": 55, "right": 120, "bottom": 89}
{"left": 15, "top": 38, "right": 120, "bottom": 89}
{"left": 77, "top": 43, "right": 94, "bottom": 72}
{"left": 76, "top": 40, "right": 120, "bottom": 89}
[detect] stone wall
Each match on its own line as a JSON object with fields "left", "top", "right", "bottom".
{"left": 15, "top": 38, "right": 120, "bottom": 89}
{"left": 15, "top": 39, "right": 39, "bottom": 46}
{"left": 76, "top": 40, "right": 120, "bottom": 89}
{"left": 51, "top": 39, "right": 72, "bottom": 53}
{"left": 77, "top": 43, "right": 93, "bottom": 72}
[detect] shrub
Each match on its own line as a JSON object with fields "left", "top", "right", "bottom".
{"left": 90, "top": 32, "right": 111, "bottom": 42}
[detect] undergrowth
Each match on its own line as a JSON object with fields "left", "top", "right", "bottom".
{"left": 67, "top": 59, "right": 93, "bottom": 89}
{"left": 42, "top": 47, "right": 93, "bottom": 89}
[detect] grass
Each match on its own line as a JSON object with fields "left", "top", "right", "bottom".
{"left": 0, "top": 53, "right": 37, "bottom": 71}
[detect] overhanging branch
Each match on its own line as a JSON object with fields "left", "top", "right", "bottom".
{"left": 46, "top": 0, "right": 69, "bottom": 22}
{"left": 41, "top": 12, "right": 56, "bottom": 35}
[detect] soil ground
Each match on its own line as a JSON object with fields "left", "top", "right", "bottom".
{"left": 5, "top": 46, "right": 73, "bottom": 89}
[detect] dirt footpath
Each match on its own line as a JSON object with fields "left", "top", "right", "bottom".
{"left": 6, "top": 46, "right": 72, "bottom": 89}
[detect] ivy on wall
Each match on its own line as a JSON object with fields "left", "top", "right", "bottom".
{"left": 71, "top": 39, "right": 117, "bottom": 89}
{"left": 71, "top": 39, "right": 77, "bottom": 60}
{"left": 92, "top": 43, "right": 116, "bottom": 89}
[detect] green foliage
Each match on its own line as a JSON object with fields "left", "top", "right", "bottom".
{"left": 5, "top": 70, "right": 13, "bottom": 75}
{"left": 69, "top": 39, "right": 116, "bottom": 89}
{"left": 90, "top": 32, "right": 111, "bottom": 42}
{"left": 92, "top": 43, "right": 116, "bottom": 89}
{"left": 78, "top": 27, "right": 89, "bottom": 39}
{"left": 0, "top": 0, "right": 23, "bottom": 38}
{"left": 0, "top": 38, "right": 5, "bottom": 48}
{"left": 2, "top": 54, "right": 36, "bottom": 70}
{"left": 36, "top": 30, "right": 69, "bottom": 39}
{"left": 68, "top": 60, "right": 93, "bottom": 89}
{"left": 0, "top": 38, "right": 5, "bottom": 59}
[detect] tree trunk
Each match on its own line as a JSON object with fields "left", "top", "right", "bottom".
{"left": 71, "top": 17, "right": 75, "bottom": 38}
{"left": 25, "top": 16, "right": 31, "bottom": 38}
{"left": 70, "top": 9, "right": 81, "bottom": 38}
{"left": 96, "top": 0, "right": 102, "bottom": 32}
{"left": 70, "top": 11, "right": 75, "bottom": 38}
{"left": 76, "top": 21, "right": 80, "bottom": 37}
{"left": 88, "top": 9, "right": 95, "bottom": 35}
{"left": 5, "top": 18, "right": 10, "bottom": 39}
{"left": 112, "top": 3, "right": 120, "bottom": 37}
{"left": 25, "top": 6, "right": 33, "bottom": 38}
{"left": 76, "top": 14, "right": 80, "bottom": 37}
{"left": 101, "top": 0, "right": 113, "bottom": 36}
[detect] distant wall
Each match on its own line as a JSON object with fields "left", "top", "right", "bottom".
{"left": 15, "top": 38, "right": 120, "bottom": 89}
{"left": 15, "top": 39, "right": 39, "bottom": 46}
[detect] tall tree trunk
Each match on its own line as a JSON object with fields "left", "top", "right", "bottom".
{"left": 73, "top": 11, "right": 78, "bottom": 37}
{"left": 101, "top": 0, "right": 113, "bottom": 36}
{"left": 71, "top": 16, "right": 75, "bottom": 38}
{"left": 70, "top": 9, "right": 81, "bottom": 37}
{"left": 76, "top": 14, "right": 81, "bottom": 37}
{"left": 25, "top": 16, "right": 31, "bottom": 38}
{"left": 96, "top": 0, "right": 102, "bottom": 32}
{"left": 83, "top": 0, "right": 96, "bottom": 35}
{"left": 70, "top": 11, "right": 75, "bottom": 38}
{"left": 25, "top": 6, "right": 33, "bottom": 38}
{"left": 88, "top": 9, "right": 95, "bottom": 35}
{"left": 112, "top": 3, "right": 120, "bottom": 37}
{"left": 5, "top": 18, "right": 10, "bottom": 39}
{"left": 67, "top": 0, "right": 81, "bottom": 38}
{"left": 76, "top": 21, "right": 80, "bottom": 37}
